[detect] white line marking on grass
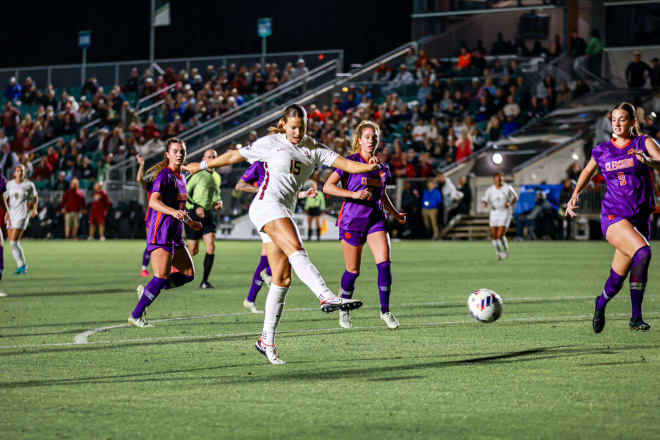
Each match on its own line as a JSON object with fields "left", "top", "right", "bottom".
{"left": 73, "top": 296, "right": 591, "bottom": 344}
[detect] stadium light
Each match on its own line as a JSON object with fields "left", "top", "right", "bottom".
{"left": 571, "top": 153, "right": 579, "bottom": 161}
{"left": 492, "top": 153, "right": 503, "bottom": 165}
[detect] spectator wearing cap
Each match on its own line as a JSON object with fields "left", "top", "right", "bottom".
{"left": 4, "top": 77, "right": 22, "bottom": 102}
{"left": 626, "top": 51, "right": 650, "bottom": 88}
{"left": 372, "top": 62, "right": 392, "bottom": 82}
{"left": 290, "top": 59, "right": 309, "bottom": 81}
{"left": 650, "top": 57, "right": 660, "bottom": 88}
{"left": 1, "top": 102, "right": 21, "bottom": 138}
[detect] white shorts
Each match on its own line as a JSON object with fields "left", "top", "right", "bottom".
{"left": 249, "top": 200, "right": 301, "bottom": 244}
{"left": 8, "top": 211, "right": 29, "bottom": 231}
{"left": 489, "top": 210, "right": 512, "bottom": 228}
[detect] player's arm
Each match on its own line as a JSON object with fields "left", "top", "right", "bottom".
{"left": 505, "top": 187, "right": 518, "bottom": 209}
{"left": 629, "top": 137, "right": 660, "bottom": 172}
{"left": 381, "top": 190, "right": 406, "bottom": 224}
{"left": 565, "top": 157, "right": 598, "bottom": 217}
{"left": 235, "top": 180, "right": 259, "bottom": 194}
{"left": 30, "top": 191, "right": 38, "bottom": 218}
{"left": 213, "top": 173, "right": 223, "bottom": 210}
{"left": 331, "top": 156, "right": 380, "bottom": 175}
{"left": 136, "top": 155, "right": 149, "bottom": 188}
{"left": 322, "top": 171, "right": 371, "bottom": 200}
{"left": 3, "top": 192, "right": 10, "bottom": 228}
{"left": 149, "top": 192, "right": 185, "bottom": 220}
{"left": 183, "top": 149, "right": 246, "bottom": 174}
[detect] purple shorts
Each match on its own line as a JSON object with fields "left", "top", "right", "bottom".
{"left": 600, "top": 213, "right": 651, "bottom": 240}
{"left": 339, "top": 220, "right": 387, "bottom": 247}
{"left": 147, "top": 239, "right": 186, "bottom": 255}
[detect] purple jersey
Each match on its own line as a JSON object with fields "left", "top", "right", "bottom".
{"left": 0, "top": 175, "right": 6, "bottom": 196}
{"left": 146, "top": 167, "right": 187, "bottom": 248}
{"left": 240, "top": 162, "right": 267, "bottom": 188}
{"left": 335, "top": 153, "right": 392, "bottom": 232}
{"left": 592, "top": 135, "right": 655, "bottom": 218}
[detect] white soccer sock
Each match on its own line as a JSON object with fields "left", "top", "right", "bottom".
{"left": 501, "top": 236, "right": 509, "bottom": 251}
{"left": 288, "top": 250, "right": 333, "bottom": 301}
{"left": 142, "top": 265, "right": 148, "bottom": 271}
{"left": 10, "top": 241, "right": 25, "bottom": 267}
{"left": 261, "top": 283, "right": 288, "bottom": 345}
{"left": 491, "top": 239, "right": 501, "bottom": 255}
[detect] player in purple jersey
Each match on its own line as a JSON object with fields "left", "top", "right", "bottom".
{"left": 136, "top": 155, "right": 153, "bottom": 278}
{"left": 129, "top": 138, "right": 202, "bottom": 327}
{"left": 0, "top": 174, "right": 10, "bottom": 295}
{"left": 235, "top": 161, "right": 272, "bottom": 313}
{"left": 323, "top": 120, "right": 407, "bottom": 329}
{"left": 567, "top": 102, "right": 660, "bottom": 332}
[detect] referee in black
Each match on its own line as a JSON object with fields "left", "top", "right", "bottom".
{"left": 185, "top": 148, "right": 223, "bottom": 289}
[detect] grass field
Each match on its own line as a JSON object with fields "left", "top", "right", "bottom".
{"left": 1, "top": 239, "right": 658, "bottom": 439}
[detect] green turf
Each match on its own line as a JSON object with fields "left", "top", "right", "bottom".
{"left": 0, "top": 240, "right": 658, "bottom": 439}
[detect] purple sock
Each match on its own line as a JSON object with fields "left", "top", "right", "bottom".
{"left": 132, "top": 276, "right": 168, "bottom": 319}
{"left": 596, "top": 268, "right": 627, "bottom": 310}
{"left": 376, "top": 261, "right": 392, "bottom": 314}
{"left": 247, "top": 256, "right": 270, "bottom": 302}
{"left": 340, "top": 270, "right": 359, "bottom": 298}
{"left": 142, "top": 248, "right": 151, "bottom": 267}
{"left": 164, "top": 272, "right": 194, "bottom": 289}
{"left": 0, "top": 244, "right": 4, "bottom": 270}
{"left": 629, "top": 246, "right": 651, "bottom": 319}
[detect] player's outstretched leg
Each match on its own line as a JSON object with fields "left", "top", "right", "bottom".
{"left": 288, "top": 250, "right": 363, "bottom": 313}
{"left": 129, "top": 277, "right": 167, "bottom": 327}
{"left": 593, "top": 267, "right": 626, "bottom": 333}
{"left": 10, "top": 241, "right": 27, "bottom": 274}
{"left": 629, "top": 246, "right": 651, "bottom": 331}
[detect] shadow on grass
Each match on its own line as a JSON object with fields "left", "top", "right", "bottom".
{"left": 4, "top": 344, "right": 656, "bottom": 389}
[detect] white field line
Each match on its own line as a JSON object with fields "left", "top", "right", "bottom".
{"left": 0, "top": 295, "right": 649, "bottom": 351}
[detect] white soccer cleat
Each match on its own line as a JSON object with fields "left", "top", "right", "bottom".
{"left": 260, "top": 268, "right": 272, "bottom": 287}
{"left": 380, "top": 311, "right": 400, "bottom": 330}
{"left": 0, "top": 291, "right": 7, "bottom": 297}
{"left": 338, "top": 309, "right": 352, "bottom": 329}
{"left": 243, "top": 300, "right": 262, "bottom": 314}
{"left": 320, "top": 295, "right": 363, "bottom": 313}
{"left": 255, "top": 338, "right": 285, "bottom": 365}
{"left": 128, "top": 316, "right": 153, "bottom": 328}
{"left": 501, "top": 251, "right": 508, "bottom": 259}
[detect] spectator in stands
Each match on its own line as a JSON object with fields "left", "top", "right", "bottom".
{"left": 472, "top": 50, "right": 487, "bottom": 72}
{"left": 61, "top": 177, "right": 86, "bottom": 239}
{"left": 559, "top": 178, "right": 574, "bottom": 239}
{"left": 453, "top": 175, "right": 472, "bottom": 217}
{"left": 573, "top": 79, "right": 591, "bottom": 99}
{"left": 456, "top": 47, "right": 472, "bottom": 70}
{"left": 556, "top": 81, "right": 572, "bottom": 108}
{"left": 531, "top": 41, "right": 549, "bottom": 57}
{"left": 486, "top": 116, "right": 502, "bottom": 142}
{"left": 491, "top": 32, "right": 513, "bottom": 55}
{"left": 82, "top": 75, "right": 99, "bottom": 96}
{"left": 502, "top": 115, "right": 519, "bottom": 137}
{"left": 405, "top": 48, "right": 417, "bottom": 72}
{"left": 455, "top": 131, "right": 473, "bottom": 161}
{"left": 503, "top": 95, "right": 521, "bottom": 119}
{"left": 516, "top": 191, "right": 558, "bottom": 240}
{"left": 585, "top": 29, "right": 604, "bottom": 76}
{"left": 372, "top": 62, "right": 393, "bottom": 82}
{"left": 123, "top": 67, "right": 139, "bottom": 93}
{"left": 422, "top": 178, "right": 442, "bottom": 240}
{"left": 4, "top": 77, "right": 21, "bottom": 102}
{"left": 391, "top": 64, "right": 414, "bottom": 87}
{"left": 569, "top": 30, "right": 586, "bottom": 58}
{"left": 88, "top": 181, "right": 110, "bottom": 240}
{"left": 437, "top": 173, "right": 461, "bottom": 225}
{"left": 566, "top": 160, "right": 582, "bottom": 181}
{"left": 0, "top": 143, "right": 18, "bottom": 178}
{"left": 626, "top": 51, "right": 650, "bottom": 88}
{"left": 2, "top": 102, "right": 21, "bottom": 138}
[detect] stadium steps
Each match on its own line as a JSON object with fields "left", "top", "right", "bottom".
{"left": 442, "top": 214, "right": 516, "bottom": 240}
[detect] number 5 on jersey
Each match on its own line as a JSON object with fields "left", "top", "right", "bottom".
{"left": 617, "top": 172, "right": 626, "bottom": 186}
{"left": 290, "top": 160, "right": 302, "bottom": 175}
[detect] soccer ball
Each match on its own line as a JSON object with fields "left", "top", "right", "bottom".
{"left": 468, "top": 289, "right": 503, "bottom": 323}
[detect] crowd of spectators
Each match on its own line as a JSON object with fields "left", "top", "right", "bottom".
{"left": 1, "top": 57, "right": 313, "bottom": 191}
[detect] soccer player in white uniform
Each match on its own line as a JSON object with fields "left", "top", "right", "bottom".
{"left": 482, "top": 171, "right": 517, "bottom": 260}
{"left": 185, "top": 104, "right": 381, "bottom": 364}
{"left": 4, "top": 164, "right": 38, "bottom": 274}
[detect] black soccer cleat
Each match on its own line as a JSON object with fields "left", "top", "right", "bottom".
{"left": 200, "top": 281, "right": 214, "bottom": 289}
{"left": 629, "top": 316, "right": 651, "bottom": 331}
{"left": 593, "top": 296, "right": 605, "bottom": 334}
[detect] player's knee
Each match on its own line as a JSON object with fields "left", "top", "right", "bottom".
{"left": 206, "top": 242, "right": 215, "bottom": 255}
{"left": 634, "top": 245, "right": 652, "bottom": 263}
{"left": 276, "top": 275, "right": 292, "bottom": 287}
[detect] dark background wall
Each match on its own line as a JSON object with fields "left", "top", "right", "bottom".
{"left": 1, "top": 0, "right": 412, "bottom": 69}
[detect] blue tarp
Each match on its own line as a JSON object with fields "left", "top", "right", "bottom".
{"left": 514, "top": 184, "right": 563, "bottom": 216}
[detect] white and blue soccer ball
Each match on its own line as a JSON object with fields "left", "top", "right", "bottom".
{"left": 468, "top": 289, "right": 503, "bottom": 323}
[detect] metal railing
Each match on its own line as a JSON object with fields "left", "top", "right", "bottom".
{"left": 0, "top": 49, "right": 343, "bottom": 92}
{"left": 104, "top": 58, "right": 345, "bottom": 186}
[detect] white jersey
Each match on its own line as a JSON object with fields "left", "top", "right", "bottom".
{"left": 482, "top": 184, "right": 517, "bottom": 212}
{"left": 5, "top": 179, "right": 37, "bottom": 219}
{"left": 239, "top": 133, "right": 339, "bottom": 211}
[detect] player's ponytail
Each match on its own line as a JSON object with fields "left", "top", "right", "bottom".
{"left": 145, "top": 137, "right": 186, "bottom": 180}
{"left": 611, "top": 102, "right": 642, "bottom": 137}
{"left": 350, "top": 120, "right": 381, "bottom": 154}
{"left": 268, "top": 104, "right": 307, "bottom": 135}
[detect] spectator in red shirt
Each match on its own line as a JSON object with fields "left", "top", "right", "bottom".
{"left": 61, "top": 178, "right": 86, "bottom": 240}
{"left": 455, "top": 131, "right": 473, "bottom": 161}
{"left": 1, "top": 102, "right": 21, "bottom": 138}
{"left": 456, "top": 47, "right": 472, "bottom": 70}
{"left": 89, "top": 182, "right": 111, "bottom": 241}
{"left": 33, "top": 156, "right": 53, "bottom": 181}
